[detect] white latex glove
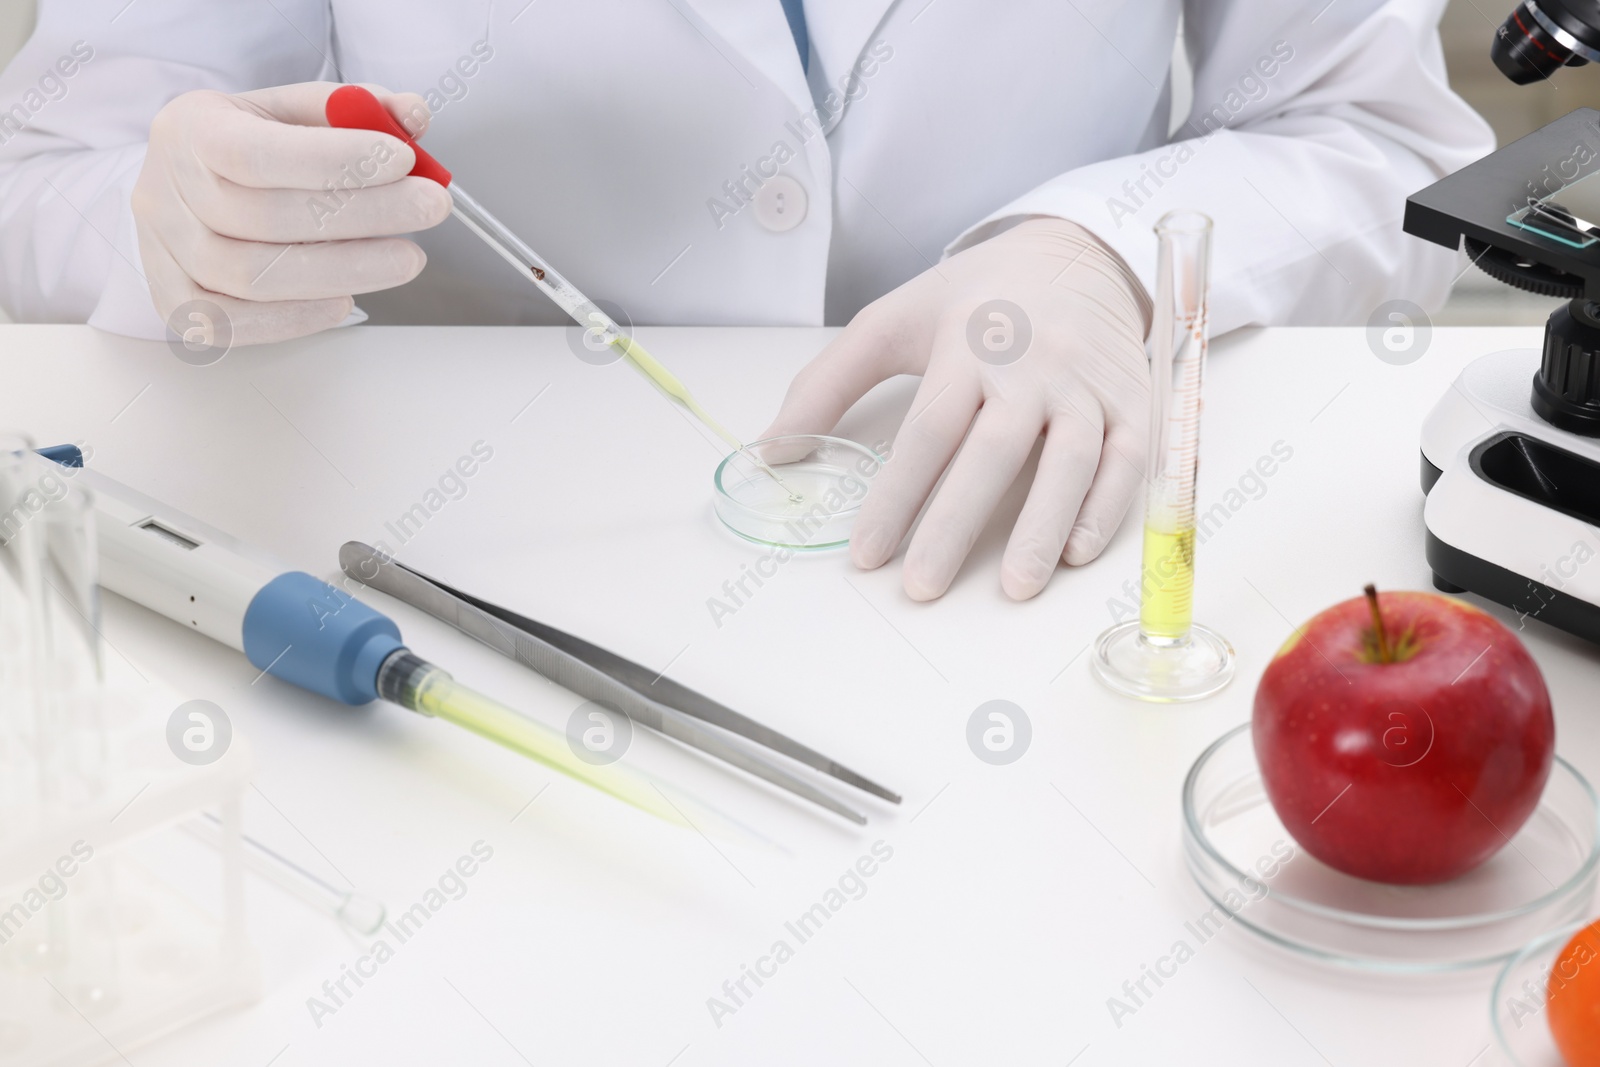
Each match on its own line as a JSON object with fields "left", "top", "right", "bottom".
{"left": 131, "top": 82, "right": 452, "bottom": 346}
{"left": 762, "top": 218, "right": 1152, "bottom": 602}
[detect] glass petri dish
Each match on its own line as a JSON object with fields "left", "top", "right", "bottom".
{"left": 1492, "top": 920, "right": 1586, "bottom": 1066}
{"left": 1183, "top": 724, "right": 1599, "bottom": 972}
{"left": 712, "top": 435, "right": 884, "bottom": 551}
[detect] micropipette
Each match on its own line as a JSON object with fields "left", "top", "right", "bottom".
{"left": 1090, "top": 211, "right": 1235, "bottom": 702}
{"left": 41, "top": 450, "right": 720, "bottom": 830}
{"left": 324, "top": 86, "right": 800, "bottom": 500}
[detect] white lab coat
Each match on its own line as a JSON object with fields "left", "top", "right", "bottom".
{"left": 0, "top": 0, "right": 1491, "bottom": 338}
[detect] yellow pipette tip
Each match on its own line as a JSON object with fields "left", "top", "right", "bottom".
{"left": 397, "top": 663, "right": 775, "bottom": 846}
{"left": 406, "top": 667, "right": 686, "bottom": 827}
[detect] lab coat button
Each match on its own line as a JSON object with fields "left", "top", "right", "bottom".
{"left": 754, "top": 176, "right": 807, "bottom": 232}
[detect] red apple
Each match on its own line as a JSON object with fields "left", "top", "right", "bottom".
{"left": 1253, "top": 586, "right": 1554, "bottom": 885}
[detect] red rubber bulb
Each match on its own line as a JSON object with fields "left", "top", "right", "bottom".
{"left": 324, "top": 84, "right": 452, "bottom": 187}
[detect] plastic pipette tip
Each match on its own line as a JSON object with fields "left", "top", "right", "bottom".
{"left": 646, "top": 781, "right": 792, "bottom": 855}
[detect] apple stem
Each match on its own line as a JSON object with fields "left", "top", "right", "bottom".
{"left": 1364, "top": 583, "right": 1393, "bottom": 664}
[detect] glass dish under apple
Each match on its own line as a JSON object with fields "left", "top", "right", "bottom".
{"left": 1183, "top": 725, "right": 1600, "bottom": 972}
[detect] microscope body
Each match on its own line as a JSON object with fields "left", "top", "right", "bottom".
{"left": 1406, "top": 108, "right": 1600, "bottom": 642}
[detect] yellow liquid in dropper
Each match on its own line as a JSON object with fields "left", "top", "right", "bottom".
{"left": 609, "top": 335, "right": 802, "bottom": 501}
{"left": 609, "top": 336, "right": 739, "bottom": 450}
{"left": 1139, "top": 524, "right": 1195, "bottom": 642}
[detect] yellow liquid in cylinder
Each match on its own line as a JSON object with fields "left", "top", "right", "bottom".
{"left": 1139, "top": 524, "right": 1195, "bottom": 641}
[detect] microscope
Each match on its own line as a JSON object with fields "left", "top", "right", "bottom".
{"left": 1403, "top": 0, "right": 1600, "bottom": 644}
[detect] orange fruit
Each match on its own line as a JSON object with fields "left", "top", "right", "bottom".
{"left": 1550, "top": 920, "right": 1600, "bottom": 1066}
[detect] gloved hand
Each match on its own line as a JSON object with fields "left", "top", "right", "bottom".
{"left": 131, "top": 82, "right": 452, "bottom": 346}
{"left": 762, "top": 218, "right": 1152, "bottom": 602}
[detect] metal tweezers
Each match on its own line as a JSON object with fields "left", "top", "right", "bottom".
{"left": 339, "top": 542, "right": 900, "bottom": 824}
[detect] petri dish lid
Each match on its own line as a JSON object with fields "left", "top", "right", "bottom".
{"left": 1182, "top": 724, "right": 1600, "bottom": 973}
{"left": 1491, "top": 919, "right": 1587, "bottom": 1065}
{"left": 712, "top": 435, "right": 884, "bottom": 551}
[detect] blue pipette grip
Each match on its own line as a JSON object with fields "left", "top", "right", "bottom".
{"left": 36, "top": 443, "right": 83, "bottom": 467}
{"left": 242, "top": 573, "right": 404, "bottom": 705}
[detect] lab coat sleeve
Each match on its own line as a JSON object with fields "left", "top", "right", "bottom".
{"left": 0, "top": 0, "right": 332, "bottom": 337}
{"left": 945, "top": 0, "right": 1495, "bottom": 335}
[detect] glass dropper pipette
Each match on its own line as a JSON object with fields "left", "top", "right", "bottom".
{"left": 325, "top": 86, "right": 800, "bottom": 500}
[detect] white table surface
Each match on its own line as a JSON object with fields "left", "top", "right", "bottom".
{"left": 2, "top": 322, "right": 1594, "bottom": 1067}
